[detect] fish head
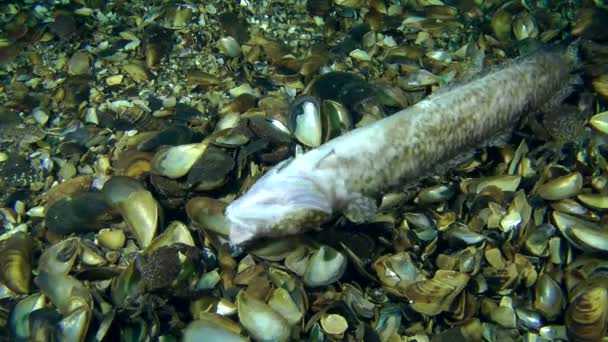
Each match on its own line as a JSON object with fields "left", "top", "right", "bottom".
{"left": 225, "top": 159, "right": 333, "bottom": 245}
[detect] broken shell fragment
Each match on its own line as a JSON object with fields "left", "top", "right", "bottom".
{"left": 403, "top": 270, "right": 469, "bottom": 316}
{"left": 416, "top": 183, "right": 455, "bottom": 204}
{"left": 461, "top": 175, "right": 521, "bottom": 194}
{"left": 320, "top": 313, "right": 348, "bottom": 338}
{"left": 97, "top": 229, "right": 126, "bottom": 250}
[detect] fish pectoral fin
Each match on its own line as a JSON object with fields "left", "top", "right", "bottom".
{"left": 342, "top": 193, "right": 377, "bottom": 224}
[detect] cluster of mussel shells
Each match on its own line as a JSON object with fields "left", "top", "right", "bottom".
{"left": 3, "top": 1, "right": 608, "bottom": 342}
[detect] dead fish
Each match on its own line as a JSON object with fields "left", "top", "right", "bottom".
{"left": 225, "top": 42, "right": 581, "bottom": 245}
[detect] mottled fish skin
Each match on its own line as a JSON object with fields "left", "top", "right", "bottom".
{"left": 225, "top": 45, "right": 580, "bottom": 245}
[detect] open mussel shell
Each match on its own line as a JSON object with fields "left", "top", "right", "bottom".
{"left": 268, "top": 287, "right": 304, "bottom": 326}
{"left": 0, "top": 232, "right": 34, "bottom": 294}
{"left": 552, "top": 211, "right": 608, "bottom": 252}
{"left": 236, "top": 291, "right": 291, "bottom": 342}
{"left": 566, "top": 286, "right": 608, "bottom": 341}
{"left": 28, "top": 308, "right": 62, "bottom": 341}
{"left": 58, "top": 306, "right": 91, "bottom": 342}
{"left": 110, "top": 262, "right": 141, "bottom": 307}
{"left": 524, "top": 224, "right": 556, "bottom": 257}
{"left": 114, "top": 149, "right": 154, "bottom": 180}
{"left": 307, "top": 71, "right": 378, "bottom": 119}
{"left": 8, "top": 293, "right": 47, "bottom": 340}
{"left": 303, "top": 245, "right": 347, "bottom": 287}
{"left": 45, "top": 192, "right": 115, "bottom": 235}
{"left": 35, "top": 272, "right": 92, "bottom": 315}
{"left": 287, "top": 95, "right": 322, "bottom": 147}
{"left": 102, "top": 176, "right": 160, "bottom": 248}
{"left": 320, "top": 99, "right": 353, "bottom": 141}
{"left": 38, "top": 237, "right": 81, "bottom": 275}
{"left": 287, "top": 94, "right": 355, "bottom": 148}
{"left": 143, "top": 221, "right": 195, "bottom": 254}
{"left": 320, "top": 313, "right": 348, "bottom": 338}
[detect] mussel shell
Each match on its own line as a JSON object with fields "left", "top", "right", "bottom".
{"left": 320, "top": 99, "right": 353, "bottom": 142}
{"left": 118, "top": 189, "right": 159, "bottom": 248}
{"left": 102, "top": 176, "right": 160, "bottom": 248}
{"left": 113, "top": 150, "right": 154, "bottom": 180}
{"left": 534, "top": 273, "right": 565, "bottom": 321}
{"left": 186, "top": 197, "right": 230, "bottom": 236}
{"left": 403, "top": 270, "right": 469, "bottom": 316}
{"left": 287, "top": 95, "right": 322, "bottom": 147}
{"left": 236, "top": 291, "right": 291, "bottom": 342}
{"left": 101, "top": 176, "right": 145, "bottom": 206}
{"left": 59, "top": 306, "right": 91, "bottom": 342}
{"left": 303, "top": 245, "right": 347, "bottom": 287}
{"left": 183, "top": 317, "right": 248, "bottom": 342}
{"left": 35, "top": 272, "right": 92, "bottom": 315}
{"left": 268, "top": 287, "right": 304, "bottom": 326}
{"left": 45, "top": 192, "right": 115, "bottom": 235}
{"left": 28, "top": 308, "right": 62, "bottom": 341}
{"left": 566, "top": 286, "right": 608, "bottom": 342}
{"left": 308, "top": 71, "right": 378, "bottom": 120}
{"left": 0, "top": 232, "right": 34, "bottom": 294}
{"left": 8, "top": 293, "right": 46, "bottom": 339}
{"left": 150, "top": 143, "right": 208, "bottom": 179}
{"left": 137, "top": 123, "right": 193, "bottom": 152}
{"left": 186, "top": 146, "right": 235, "bottom": 190}
{"left": 38, "top": 237, "right": 81, "bottom": 275}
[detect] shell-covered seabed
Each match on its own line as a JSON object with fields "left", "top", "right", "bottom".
{"left": 1, "top": 1, "right": 608, "bottom": 341}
